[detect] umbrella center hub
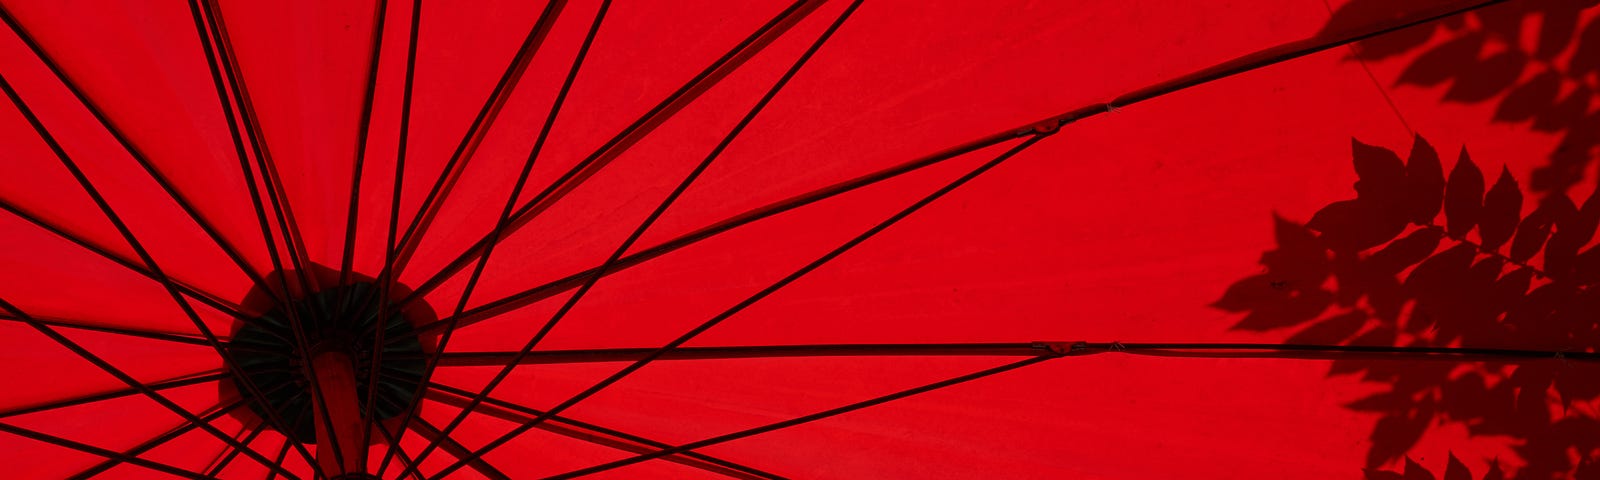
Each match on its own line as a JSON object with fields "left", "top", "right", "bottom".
{"left": 225, "top": 282, "right": 427, "bottom": 444}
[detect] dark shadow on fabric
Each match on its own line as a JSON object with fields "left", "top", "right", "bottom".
{"left": 1216, "top": 136, "right": 1600, "bottom": 479}
{"left": 1326, "top": 0, "right": 1600, "bottom": 193}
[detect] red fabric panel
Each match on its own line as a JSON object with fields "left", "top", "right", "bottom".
{"left": 0, "top": 0, "right": 1594, "bottom": 477}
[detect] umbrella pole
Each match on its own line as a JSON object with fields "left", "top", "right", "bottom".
{"left": 310, "top": 349, "right": 366, "bottom": 477}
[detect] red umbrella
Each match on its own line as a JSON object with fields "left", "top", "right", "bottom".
{"left": 0, "top": 0, "right": 1595, "bottom": 478}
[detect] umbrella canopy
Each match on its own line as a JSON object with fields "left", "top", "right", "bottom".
{"left": 0, "top": 0, "right": 1596, "bottom": 478}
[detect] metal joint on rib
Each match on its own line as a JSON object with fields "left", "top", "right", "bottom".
{"left": 1032, "top": 341, "right": 1132, "bottom": 356}
{"left": 1032, "top": 341, "right": 1082, "bottom": 356}
{"left": 1019, "top": 103, "right": 1119, "bottom": 137}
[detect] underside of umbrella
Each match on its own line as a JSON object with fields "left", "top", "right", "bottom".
{"left": 0, "top": 0, "right": 1597, "bottom": 478}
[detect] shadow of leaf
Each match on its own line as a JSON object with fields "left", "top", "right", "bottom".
{"left": 1369, "top": 453, "right": 1504, "bottom": 480}
{"left": 1446, "top": 149, "right": 1485, "bottom": 237}
{"left": 1323, "top": 0, "right": 1438, "bottom": 61}
{"left": 1368, "top": 404, "right": 1436, "bottom": 467}
{"left": 1571, "top": 16, "right": 1600, "bottom": 75}
{"left": 1287, "top": 310, "right": 1368, "bottom": 344}
{"left": 1479, "top": 167, "right": 1522, "bottom": 249}
{"left": 1311, "top": 199, "right": 1409, "bottom": 252}
{"left": 1443, "top": 50, "right": 1526, "bottom": 103}
{"left": 1397, "top": 34, "right": 1485, "bottom": 88}
{"left": 1509, "top": 199, "right": 1566, "bottom": 262}
{"left": 1407, "top": 136, "right": 1447, "bottom": 223}
{"left": 1493, "top": 72, "right": 1561, "bottom": 122}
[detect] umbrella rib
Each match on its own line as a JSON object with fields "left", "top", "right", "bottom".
{"left": 344, "top": 0, "right": 403, "bottom": 469}
{"left": 1103, "top": 0, "right": 1511, "bottom": 113}
{"left": 338, "top": 0, "right": 391, "bottom": 289}
{"left": 535, "top": 338, "right": 1600, "bottom": 478}
{"left": 371, "top": 416, "right": 425, "bottom": 480}
{"left": 387, "top": 2, "right": 613, "bottom": 475}
{"left": 0, "top": 297, "right": 299, "bottom": 478}
{"left": 0, "top": 198, "right": 265, "bottom": 330}
{"left": 185, "top": 0, "right": 329, "bottom": 472}
{"left": 409, "top": 343, "right": 1054, "bottom": 366}
{"left": 0, "top": 51, "right": 314, "bottom": 477}
{"left": 409, "top": 415, "right": 511, "bottom": 480}
{"left": 206, "top": 418, "right": 272, "bottom": 478}
{"left": 200, "top": 419, "right": 261, "bottom": 478}
{"left": 380, "top": 0, "right": 572, "bottom": 279}
{"left": 365, "top": 0, "right": 428, "bottom": 473}
{"left": 542, "top": 356, "right": 1055, "bottom": 479}
{"left": 264, "top": 432, "right": 296, "bottom": 480}
{"left": 67, "top": 396, "right": 254, "bottom": 479}
{"left": 0, "top": 420, "right": 212, "bottom": 480}
{"left": 425, "top": 3, "right": 868, "bottom": 476}
{"left": 1044, "top": 341, "right": 1600, "bottom": 361}
{"left": 388, "top": 0, "right": 825, "bottom": 310}
{"left": 1016, "top": 0, "right": 1513, "bottom": 133}
{"left": 366, "top": 0, "right": 427, "bottom": 473}
{"left": 206, "top": 4, "right": 378, "bottom": 474}
{"left": 0, "top": 370, "right": 227, "bottom": 419}
{"left": 201, "top": 0, "right": 319, "bottom": 297}
{"left": 0, "top": 4, "right": 282, "bottom": 304}
{"left": 422, "top": 384, "right": 783, "bottom": 480}
{"left": 246, "top": 392, "right": 312, "bottom": 480}
{"left": 0, "top": 312, "right": 233, "bottom": 349}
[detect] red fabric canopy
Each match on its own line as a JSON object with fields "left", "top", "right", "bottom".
{"left": 0, "top": 0, "right": 1596, "bottom": 478}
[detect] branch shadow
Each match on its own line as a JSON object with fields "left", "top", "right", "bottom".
{"left": 1326, "top": 0, "right": 1600, "bottom": 193}
{"left": 1214, "top": 4, "right": 1600, "bottom": 476}
{"left": 1214, "top": 136, "right": 1600, "bottom": 479}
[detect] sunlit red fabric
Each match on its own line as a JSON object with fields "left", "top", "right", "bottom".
{"left": 0, "top": 0, "right": 1596, "bottom": 478}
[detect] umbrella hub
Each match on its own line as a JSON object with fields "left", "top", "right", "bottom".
{"left": 225, "top": 282, "right": 428, "bottom": 445}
